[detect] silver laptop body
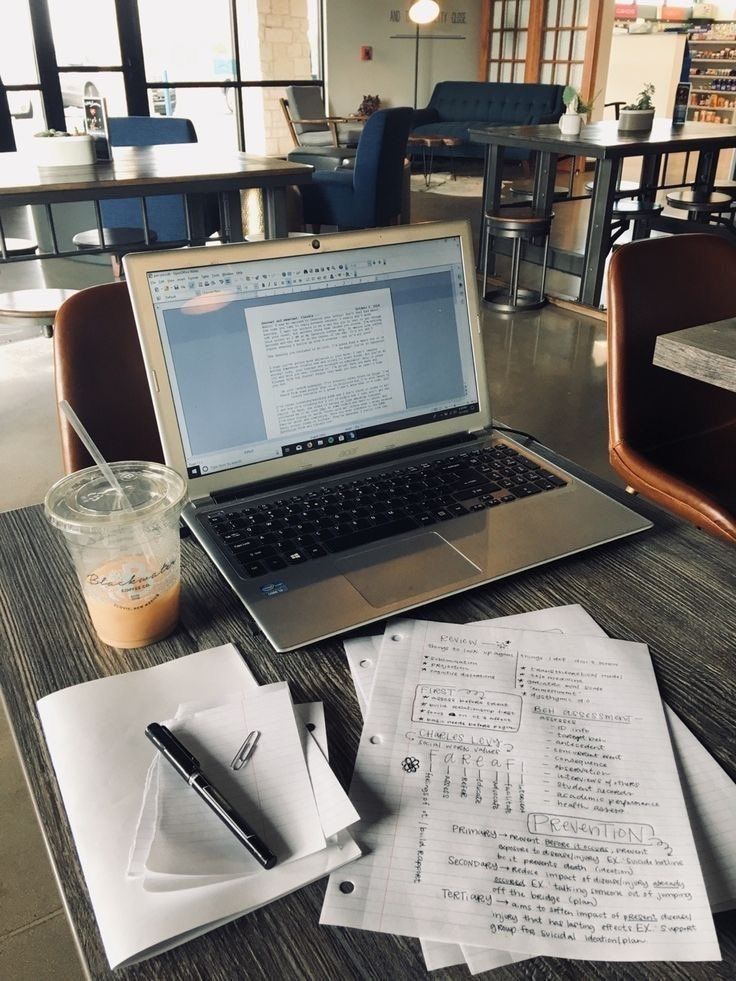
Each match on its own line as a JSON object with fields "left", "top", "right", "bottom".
{"left": 124, "top": 221, "right": 650, "bottom": 651}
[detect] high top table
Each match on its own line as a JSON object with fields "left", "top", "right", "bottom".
{"left": 0, "top": 443, "right": 734, "bottom": 980}
{"left": 654, "top": 318, "right": 736, "bottom": 392}
{"left": 470, "top": 119, "right": 736, "bottom": 308}
{"left": 0, "top": 144, "right": 313, "bottom": 258}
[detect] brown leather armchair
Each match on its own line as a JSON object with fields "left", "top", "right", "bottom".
{"left": 607, "top": 234, "right": 736, "bottom": 544}
{"left": 53, "top": 283, "right": 164, "bottom": 473}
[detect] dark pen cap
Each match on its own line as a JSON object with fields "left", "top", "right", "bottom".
{"left": 145, "top": 722, "right": 199, "bottom": 781}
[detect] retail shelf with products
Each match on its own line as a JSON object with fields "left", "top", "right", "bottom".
{"left": 687, "top": 21, "right": 736, "bottom": 122}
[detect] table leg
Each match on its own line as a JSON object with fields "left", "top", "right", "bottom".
{"left": 478, "top": 144, "right": 504, "bottom": 273}
{"left": 185, "top": 193, "right": 208, "bottom": 244}
{"left": 263, "top": 188, "right": 288, "bottom": 240}
{"left": 694, "top": 149, "right": 719, "bottom": 192}
{"left": 217, "top": 190, "right": 245, "bottom": 242}
{"left": 422, "top": 144, "right": 435, "bottom": 187}
{"left": 634, "top": 153, "right": 662, "bottom": 240}
{"left": 532, "top": 151, "right": 558, "bottom": 214}
{"left": 580, "top": 157, "right": 620, "bottom": 308}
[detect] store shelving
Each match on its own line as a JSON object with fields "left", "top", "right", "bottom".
{"left": 687, "top": 21, "right": 736, "bottom": 122}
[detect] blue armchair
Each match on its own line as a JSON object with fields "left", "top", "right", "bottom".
{"left": 300, "top": 107, "right": 413, "bottom": 231}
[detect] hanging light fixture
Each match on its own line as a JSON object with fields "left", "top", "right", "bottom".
{"left": 408, "top": 1, "right": 441, "bottom": 109}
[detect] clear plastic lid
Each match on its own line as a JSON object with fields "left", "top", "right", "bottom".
{"left": 44, "top": 461, "right": 186, "bottom": 536}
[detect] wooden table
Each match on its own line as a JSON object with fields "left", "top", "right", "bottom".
{"left": 407, "top": 135, "right": 464, "bottom": 185}
{"left": 0, "top": 447, "right": 734, "bottom": 980}
{"left": 469, "top": 119, "right": 736, "bottom": 308}
{"left": 654, "top": 318, "right": 736, "bottom": 392}
{"left": 0, "top": 144, "right": 313, "bottom": 259}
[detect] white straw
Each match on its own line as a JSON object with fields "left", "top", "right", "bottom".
{"left": 59, "top": 399, "right": 134, "bottom": 511}
{"left": 59, "top": 400, "right": 158, "bottom": 567}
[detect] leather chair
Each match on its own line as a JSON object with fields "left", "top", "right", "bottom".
{"left": 607, "top": 234, "right": 736, "bottom": 543}
{"left": 53, "top": 283, "right": 164, "bottom": 473}
{"left": 300, "top": 107, "right": 413, "bottom": 231}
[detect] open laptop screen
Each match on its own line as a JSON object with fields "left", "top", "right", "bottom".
{"left": 146, "top": 235, "right": 479, "bottom": 480}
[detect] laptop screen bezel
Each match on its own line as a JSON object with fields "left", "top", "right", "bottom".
{"left": 124, "top": 220, "right": 491, "bottom": 501}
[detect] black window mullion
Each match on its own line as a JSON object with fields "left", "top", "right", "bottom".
{"left": 0, "top": 78, "right": 16, "bottom": 152}
{"left": 28, "top": 0, "right": 65, "bottom": 131}
{"left": 115, "top": 0, "right": 149, "bottom": 116}
{"left": 228, "top": 0, "right": 245, "bottom": 151}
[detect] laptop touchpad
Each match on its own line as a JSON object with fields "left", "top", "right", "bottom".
{"left": 334, "top": 532, "right": 481, "bottom": 609}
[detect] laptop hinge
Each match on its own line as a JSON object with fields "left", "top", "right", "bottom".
{"left": 209, "top": 431, "right": 482, "bottom": 505}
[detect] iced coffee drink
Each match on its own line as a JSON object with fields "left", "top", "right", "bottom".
{"left": 45, "top": 462, "right": 186, "bottom": 649}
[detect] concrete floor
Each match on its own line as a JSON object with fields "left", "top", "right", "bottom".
{"left": 0, "top": 176, "right": 619, "bottom": 979}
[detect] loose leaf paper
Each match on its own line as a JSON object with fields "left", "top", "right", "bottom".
{"left": 325, "top": 619, "right": 720, "bottom": 961}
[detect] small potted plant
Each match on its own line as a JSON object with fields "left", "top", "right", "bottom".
{"left": 618, "top": 84, "right": 656, "bottom": 134}
{"left": 559, "top": 86, "right": 595, "bottom": 136}
{"left": 31, "top": 128, "right": 95, "bottom": 168}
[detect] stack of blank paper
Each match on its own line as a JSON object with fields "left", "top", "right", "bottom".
{"left": 37, "top": 646, "right": 360, "bottom": 969}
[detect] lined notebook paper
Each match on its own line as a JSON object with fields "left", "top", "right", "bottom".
{"left": 146, "top": 687, "right": 326, "bottom": 876}
{"left": 345, "top": 605, "right": 736, "bottom": 973}
{"left": 327, "top": 618, "right": 720, "bottom": 961}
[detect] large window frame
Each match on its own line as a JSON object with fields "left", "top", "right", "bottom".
{"left": 0, "top": 0, "right": 324, "bottom": 153}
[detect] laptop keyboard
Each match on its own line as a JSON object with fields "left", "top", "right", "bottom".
{"left": 205, "top": 444, "right": 567, "bottom": 579}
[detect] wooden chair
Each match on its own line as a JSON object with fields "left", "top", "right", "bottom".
{"left": 607, "top": 234, "right": 736, "bottom": 543}
{"left": 280, "top": 87, "right": 363, "bottom": 149}
{"left": 53, "top": 283, "right": 164, "bottom": 473}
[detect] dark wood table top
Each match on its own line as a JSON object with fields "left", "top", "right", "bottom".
{"left": 469, "top": 118, "right": 736, "bottom": 159}
{"left": 654, "top": 319, "right": 736, "bottom": 392}
{"left": 0, "top": 450, "right": 734, "bottom": 980}
{"left": 0, "top": 143, "right": 313, "bottom": 198}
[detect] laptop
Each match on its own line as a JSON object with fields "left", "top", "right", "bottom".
{"left": 124, "top": 220, "right": 650, "bottom": 651}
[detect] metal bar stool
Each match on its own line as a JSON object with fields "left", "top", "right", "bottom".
{"left": 0, "top": 288, "right": 78, "bottom": 339}
{"left": 665, "top": 189, "right": 735, "bottom": 226}
{"left": 609, "top": 199, "right": 664, "bottom": 247}
{"left": 483, "top": 207, "right": 553, "bottom": 313}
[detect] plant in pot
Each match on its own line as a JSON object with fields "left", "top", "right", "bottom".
{"left": 31, "top": 128, "right": 95, "bottom": 167}
{"left": 618, "top": 84, "right": 655, "bottom": 134}
{"left": 559, "top": 86, "right": 595, "bottom": 136}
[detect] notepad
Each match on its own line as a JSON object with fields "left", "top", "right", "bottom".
{"left": 37, "top": 644, "right": 361, "bottom": 969}
{"left": 145, "top": 687, "right": 326, "bottom": 876}
{"left": 328, "top": 615, "right": 721, "bottom": 961}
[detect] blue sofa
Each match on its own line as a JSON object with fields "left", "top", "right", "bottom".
{"left": 409, "top": 81, "right": 565, "bottom": 162}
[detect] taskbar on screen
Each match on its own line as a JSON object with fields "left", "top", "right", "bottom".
{"left": 186, "top": 402, "right": 479, "bottom": 478}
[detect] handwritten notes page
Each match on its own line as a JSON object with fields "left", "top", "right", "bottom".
{"left": 323, "top": 619, "right": 720, "bottom": 962}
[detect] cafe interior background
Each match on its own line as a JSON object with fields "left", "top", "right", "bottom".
{"left": 0, "top": 0, "right": 734, "bottom": 977}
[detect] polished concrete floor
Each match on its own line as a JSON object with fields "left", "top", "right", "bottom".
{"left": 0, "top": 175, "right": 619, "bottom": 979}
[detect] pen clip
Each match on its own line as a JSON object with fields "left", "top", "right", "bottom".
{"left": 231, "top": 729, "right": 260, "bottom": 771}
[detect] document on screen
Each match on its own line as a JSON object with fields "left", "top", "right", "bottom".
{"left": 245, "top": 288, "right": 406, "bottom": 438}
{"left": 322, "top": 619, "right": 720, "bottom": 962}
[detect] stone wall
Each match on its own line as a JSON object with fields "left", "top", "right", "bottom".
{"left": 242, "top": 0, "right": 314, "bottom": 156}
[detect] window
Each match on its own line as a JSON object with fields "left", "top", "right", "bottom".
{"left": 0, "top": 0, "right": 324, "bottom": 154}
{"left": 481, "top": 0, "right": 603, "bottom": 97}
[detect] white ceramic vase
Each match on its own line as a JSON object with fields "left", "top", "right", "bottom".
{"left": 559, "top": 112, "right": 583, "bottom": 136}
{"left": 32, "top": 134, "right": 95, "bottom": 168}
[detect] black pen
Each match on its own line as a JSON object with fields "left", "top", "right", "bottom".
{"left": 145, "top": 722, "right": 277, "bottom": 870}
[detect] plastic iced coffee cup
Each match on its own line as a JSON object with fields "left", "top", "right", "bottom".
{"left": 44, "top": 461, "right": 187, "bottom": 649}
